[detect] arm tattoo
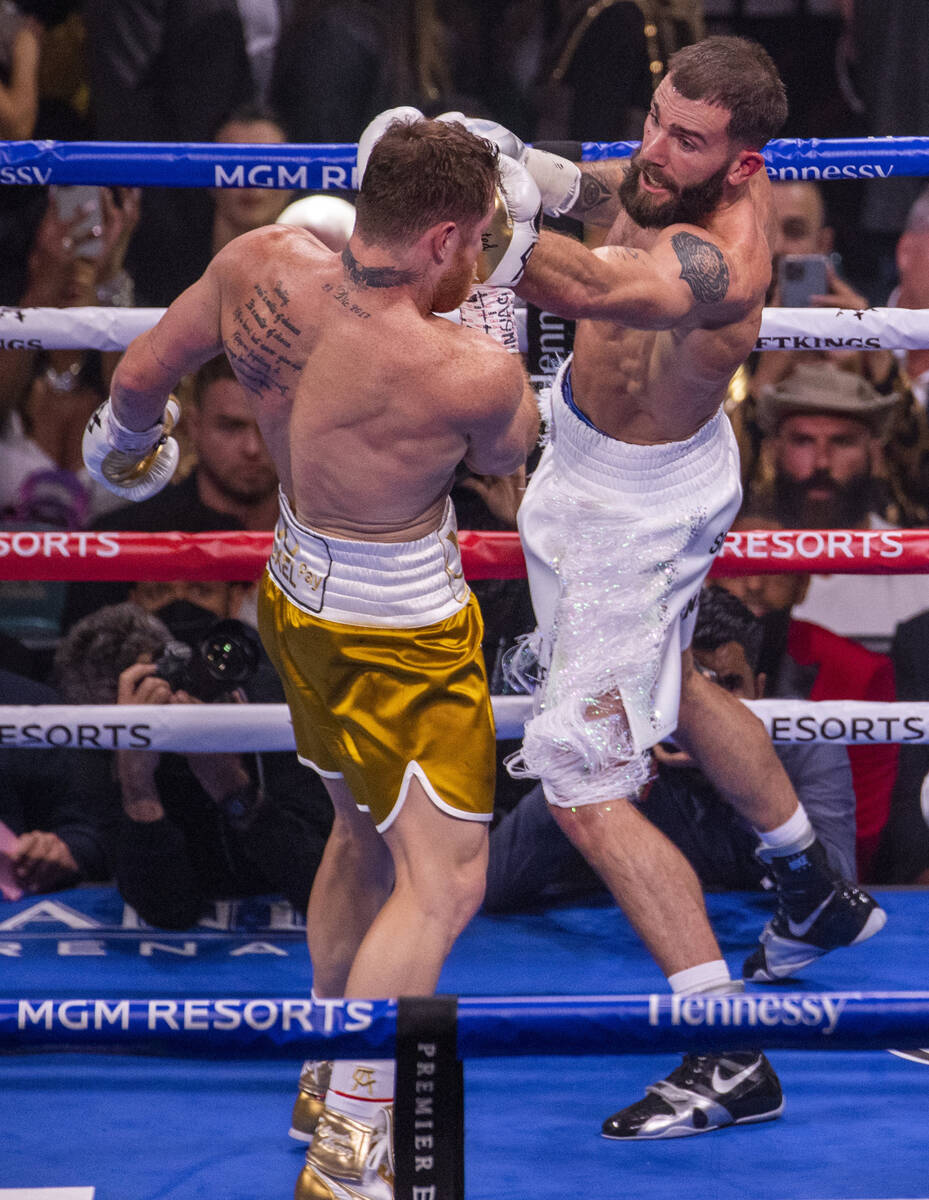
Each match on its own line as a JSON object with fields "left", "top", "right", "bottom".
{"left": 341, "top": 246, "right": 419, "bottom": 288}
{"left": 573, "top": 168, "right": 615, "bottom": 217}
{"left": 671, "top": 231, "right": 729, "bottom": 304}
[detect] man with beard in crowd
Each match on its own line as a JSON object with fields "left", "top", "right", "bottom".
{"left": 451, "top": 35, "right": 885, "bottom": 1138}
{"left": 756, "top": 359, "right": 926, "bottom": 646}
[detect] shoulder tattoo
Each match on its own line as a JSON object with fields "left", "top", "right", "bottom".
{"left": 671, "top": 231, "right": 729, "bottom": 304}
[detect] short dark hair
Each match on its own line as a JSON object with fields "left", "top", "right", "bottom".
{"left": 192, "top": 353, "right": 237, "bottom": 404}
{"left": 693, "top": 584, "right": 764, "bottom": 673}
{"left": 214, "top": 102, "right": 289, "bottom": 142}
{"left": 667, "top": 36, "right": 788, "bottom": 148}
{"left": 54, "top": 603, "right": 172, "bottom": 704}
{"left": 355, "top": 117, "right": 498, "bottom": 246}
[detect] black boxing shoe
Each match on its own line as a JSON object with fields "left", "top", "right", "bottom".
{"left": 601, "top": 1052, "right": 783, "bottom": 1140}
{"left": 743, "top": 840, "right": 886, "bottom": 983}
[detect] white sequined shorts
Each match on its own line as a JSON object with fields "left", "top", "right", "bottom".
{"left": 510, "top": 357, "right": 742, "bottom": 806}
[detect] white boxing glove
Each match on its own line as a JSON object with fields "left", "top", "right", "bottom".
{"left": 476, "top": 154, "right": 541, "bottom": 289}
{"left": 437, "top": 113, "right": 581, "bottom": 219}
{"left": 83, "top": 396, "right": 180, "bottom": 501}
{"left": 356, "top": 105, "right": 424, "bottom": 186}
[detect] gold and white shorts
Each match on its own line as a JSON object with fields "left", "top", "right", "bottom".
{"left": 258, "top": 492, "right": 495, "bottom": 831}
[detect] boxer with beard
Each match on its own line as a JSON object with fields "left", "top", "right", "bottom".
{"left": 450, "top": 35, "right": 886, "bottom": 1139}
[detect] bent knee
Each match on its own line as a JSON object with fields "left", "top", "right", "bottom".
{"left": 401, "top": 844, "right": 486, "bottom": 921}
{"left": 512, "top": 696, "right": 652, "bottom": 805}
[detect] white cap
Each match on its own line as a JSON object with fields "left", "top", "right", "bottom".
{"left": 275, "top": 194, "right": 356, "bottom": 251}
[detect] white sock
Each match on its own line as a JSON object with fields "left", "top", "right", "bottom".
{"left": 667, "top": 959, "right": 733, "bottom": 996}
{"left": 754, "top": 805, "right": 815, "bottom": 858}
{"left": 326, "top": 1059, "right": 395, "bottom": 1120}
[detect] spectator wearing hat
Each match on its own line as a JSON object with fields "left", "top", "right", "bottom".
{"left": 727, "top": 180, "right": 903, "bottom": 507}
{"left": 747, "top": 360, "right": 927, "bottom": 647}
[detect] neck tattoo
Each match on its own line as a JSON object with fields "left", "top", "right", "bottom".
{"left": 341, "top": 246, "right": 418, "bottom": 288}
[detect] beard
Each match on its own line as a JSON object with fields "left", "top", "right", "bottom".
{"left": 774, "top": 468, "right": 874, "bottom": 529}
{"left": 433, "top": 249, "right": 476, "bottom": 313}
{"left": 619, "top": 154, "right": 730, "bottom": 229}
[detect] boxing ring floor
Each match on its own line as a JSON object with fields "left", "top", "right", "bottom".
{"left": 1, "top": 886, "right": 927, "bottom": 1199}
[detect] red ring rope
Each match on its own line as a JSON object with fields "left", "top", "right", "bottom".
{"left": 0, "top": 528, "right": 927, "bottom": 581}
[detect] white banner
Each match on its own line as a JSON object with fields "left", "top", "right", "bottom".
{"left": 4, "top": 305, "right": 929, "bottom": 353}
{"left": 0, "top": 696, "right": 533, "bottom": 751}
{"left": 1, "top": 699, "right": 928, "bottom": 750}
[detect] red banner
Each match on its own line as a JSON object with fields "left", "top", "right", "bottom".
{"left": 1, "top": 528, "right": 928, "bottom": 581}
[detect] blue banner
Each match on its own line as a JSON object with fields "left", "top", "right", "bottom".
{"left": 3, "top": 991, "right": 929, "bottom": 1058}
{"left": 1, "top": 137, "right": 928, "bottom": 188}
{"left": 0, "top": 141, "right": 358, "bottom": 190}
{"left": 584, "top": 137, "right": 929, "bottom": 180}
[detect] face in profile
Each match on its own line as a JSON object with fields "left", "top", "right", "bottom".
{"left": 432, "top": 205, "right": 495, "bottom": 314}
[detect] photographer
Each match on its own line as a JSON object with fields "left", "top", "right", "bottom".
{"left": 54, "top": 600, "right": 333, "bottom": 930}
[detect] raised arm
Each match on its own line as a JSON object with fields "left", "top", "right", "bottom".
{"left": 516, "top": 225, "right": 739, "bottom": 330}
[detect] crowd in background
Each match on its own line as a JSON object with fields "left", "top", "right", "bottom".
{"left": 2, "top": 0, "right": 929, "bottom": 923}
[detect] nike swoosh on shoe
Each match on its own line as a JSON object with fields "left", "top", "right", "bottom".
{"left": 710, "top": 1061, "right": 761, "bottom": 1094}
{"left": 786, "top": 889, "right": 836, "bottom": 938}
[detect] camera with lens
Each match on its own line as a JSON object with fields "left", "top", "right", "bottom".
{"left": 153, "top": 618, "right": 260, "bottom": 702}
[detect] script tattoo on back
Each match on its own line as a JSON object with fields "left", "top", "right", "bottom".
{"left": 225, "top": 281, "right": 304, "bottom": 397}
{"left": 671, "top": 231, "right": 729, "bottom": 303}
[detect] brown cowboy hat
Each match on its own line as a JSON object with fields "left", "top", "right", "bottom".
{"left": 756, "top": 362, "right": 902, "bottom": 437}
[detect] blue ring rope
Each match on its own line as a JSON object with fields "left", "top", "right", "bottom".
{"left": 3, "top": 992, "right": 928, "bottom": 1058}
{"left": 0, "top": 137, "right": 926, "bottom": 189}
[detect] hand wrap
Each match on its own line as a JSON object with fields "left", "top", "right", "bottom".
{"left": 459, "top": 288, "right": 519, "bottom": 354}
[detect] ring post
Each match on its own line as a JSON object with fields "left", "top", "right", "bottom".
{"left": 394, "top": 995, "right": 464, "bottom": 1200}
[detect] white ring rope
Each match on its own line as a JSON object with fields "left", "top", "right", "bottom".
{"left": 4, "top": 304, "right": 929, "bottom": 353}
{"left": 1, "top": 699, "right": 928, "bottom": 750}
{"left": 0, "top": 305, "right": 165, "bottom": 351}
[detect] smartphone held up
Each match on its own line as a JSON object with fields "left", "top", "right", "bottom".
{"left": 51, "top": 185, "right": 104, "bottom": 260}
{"left": 777, "top": 253, "right": 828, "bottom": 307}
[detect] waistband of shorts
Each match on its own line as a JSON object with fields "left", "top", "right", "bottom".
{"left": 550, "top": 357, "right": 734, "bottom": 497}
{"left": 266, "top": 490, "right": 470, "bottom": 627}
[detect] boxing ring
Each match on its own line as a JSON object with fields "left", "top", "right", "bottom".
{"left": 2, "top": 135, "right": 929, "bottom": 1199}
